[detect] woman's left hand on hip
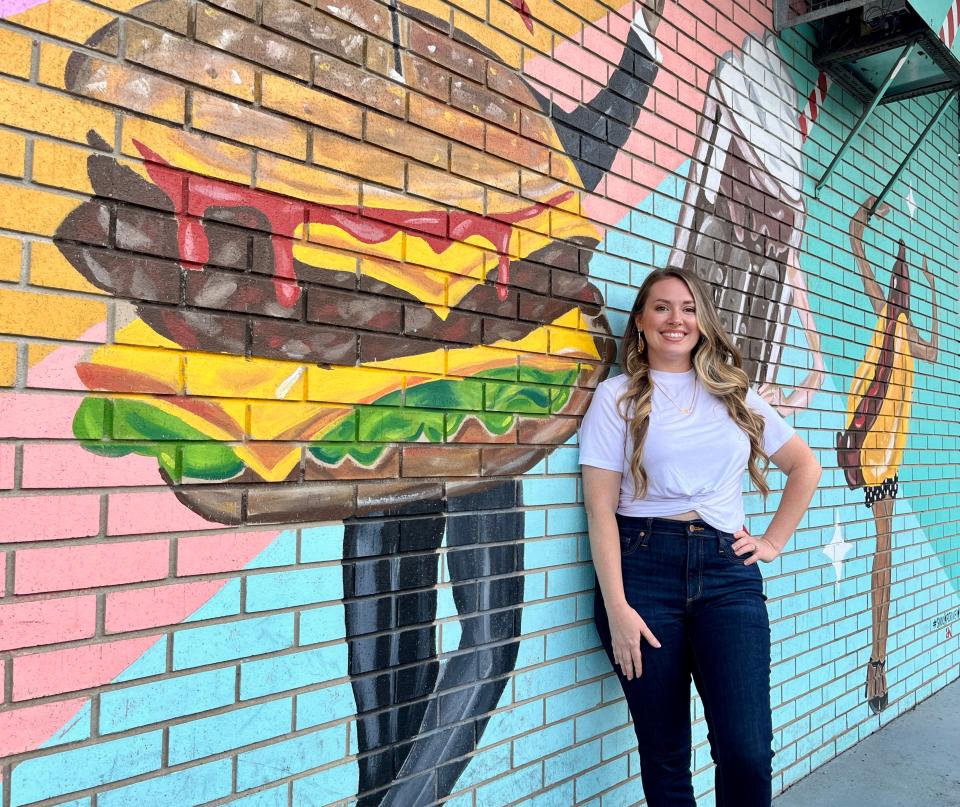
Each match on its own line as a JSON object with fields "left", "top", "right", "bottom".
{"left": 732, "top": 529, "right": 779, "bottom": 565}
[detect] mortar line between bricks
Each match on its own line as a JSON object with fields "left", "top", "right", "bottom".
{"left": 27, "top": 28, "right": 39, "bottom": 86}
{"left": 16, "top": 234, "right": 30, "bottom": 286}
{"left": 183, "top": 86, "right": 193, "bottom": 129}
{"left": 12, "top": 342, "right": 27, "bottom": 390}
{"left": 161, "top": 722, "right": 170, "bottom": 771}
{"left": 1, "top": 761, "right": 10, "bottom": 807}
{"left": 20, "top": 137, "right": 34, "bottom": 188}
{"left": 8, "top": 443, "right": 21, "bottom": 495}
{"left": 104, "top": 297, "right": 117, "bottom": 349}
{"left": 2, "top": 543, "right": 13, "bottom": 600}
{"left": 1, "top": 650, "right": 11, "bottom": 705}
{"left": 90, "top": 570, "right": 106, "bottom": 635}
{"left": 88, "top": 671, "right": 103, "bottom": 738}
{"left": 185, "top": 0, "right": 197, "bottom": 38}
{"left": 97, "top": 490, "right": 108, "bottom": 539}
{"left": 229, "top": 755, "right": 239, "bottom": 804}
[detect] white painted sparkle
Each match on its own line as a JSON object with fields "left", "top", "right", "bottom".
{"left": 906, "top": 188, "right": 917, "bottom": 219}
{"left": 823, "top": 516, "right": 852, "bottom": 594}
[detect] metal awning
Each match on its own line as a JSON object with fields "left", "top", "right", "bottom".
{"left": 776, "top": 1, "right": 960, "bottom": 210}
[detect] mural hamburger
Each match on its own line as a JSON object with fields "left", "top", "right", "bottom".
{"left": 54, "top": 0, "right": 662, "bottom": 803}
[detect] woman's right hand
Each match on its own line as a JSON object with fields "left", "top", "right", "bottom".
{"left": 606, "top": 601, "right": 660, "bottom": 680}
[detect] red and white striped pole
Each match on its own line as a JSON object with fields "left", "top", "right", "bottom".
{"left": 939, "top": 0, "right": 958, "bottom": 50}
{"left": 799, "top": 71, "right": 831, "bottom": 142}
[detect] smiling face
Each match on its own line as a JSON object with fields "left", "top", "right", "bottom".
{"left": 635, "top": 276, "right": 701, "bottom": 371}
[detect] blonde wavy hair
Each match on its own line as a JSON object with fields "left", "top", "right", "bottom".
{"left": 618, "top": 267, "right": 770, "bottom": 499}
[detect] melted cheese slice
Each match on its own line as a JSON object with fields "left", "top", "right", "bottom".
{"left": 81, "top": 309, "right": 600, "bottom": 481}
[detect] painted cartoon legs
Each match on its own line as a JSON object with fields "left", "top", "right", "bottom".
{"left": 866, "top": 495, "right": 895, "bottom": 713}
{"left": 343, "top": 510, "right": 446, "bottom": 806}
{"left": 380, "top": 506, "right": 523, "bottom": 806}
{"left": 343, "top": 481, "right": 524, "bottom": 806}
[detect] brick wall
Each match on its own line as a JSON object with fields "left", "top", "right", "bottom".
{"left": 0, "top": 0, "right": 958, "bottom": 804}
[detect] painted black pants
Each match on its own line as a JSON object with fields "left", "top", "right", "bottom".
{"left": 342, "top": 481, "right": 524, "bottom": 806}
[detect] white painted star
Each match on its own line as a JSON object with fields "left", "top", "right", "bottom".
{"left": 823, "top": 517, "right": 852, "bottom": 594}
{"left": 906, "top": 188, "right": 916, "bottom": 219}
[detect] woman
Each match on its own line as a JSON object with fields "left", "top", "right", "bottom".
{"left": 579, "top": 267, "right": 821, "bottom": 806}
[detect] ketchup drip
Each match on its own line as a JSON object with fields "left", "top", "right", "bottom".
{"left": 134, "top": 140, "right": 571, "bottom": 307}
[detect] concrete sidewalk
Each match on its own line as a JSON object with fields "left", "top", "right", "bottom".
{"left": 774, "top": 679, "right": 960, "bottom": 807}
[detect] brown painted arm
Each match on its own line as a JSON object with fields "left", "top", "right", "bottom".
{"left": 909, "top": 257, "right": 939, "bottom": 362}
{"left": 850, "top": 196, "right": 888, "bottom": 316}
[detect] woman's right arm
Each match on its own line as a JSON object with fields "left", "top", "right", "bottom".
{"left": 583, "top": 466, "right": 660, "bottom": 680}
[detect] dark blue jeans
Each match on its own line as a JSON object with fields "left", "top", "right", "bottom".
{"left": 594, "top": 515, "right": 773, "bottom": 807}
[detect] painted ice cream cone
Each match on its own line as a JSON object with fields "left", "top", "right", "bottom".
{"left": 668, "top": 32, "right": 805, "bottom": 388}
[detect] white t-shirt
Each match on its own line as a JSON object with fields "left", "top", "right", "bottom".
{"left": 578, "top": 369, "right": 795, "bottom": 532}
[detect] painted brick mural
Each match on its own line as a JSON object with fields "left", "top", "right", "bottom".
{"left": 0, "top": 0, "right": 958, "bottom": 803}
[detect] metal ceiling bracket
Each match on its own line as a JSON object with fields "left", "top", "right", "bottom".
{"left": 868, "top": 87, "right": 960, "bottom": 218}
{"left": 814, "top": 42, "right": 915, "bottom": 195}
{"left": 774, "top": 0, "right": 871, "bottom": 32}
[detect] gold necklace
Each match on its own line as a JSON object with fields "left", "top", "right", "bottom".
{"left": 653, "top": 377, "right": 699, "bottom": 415}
